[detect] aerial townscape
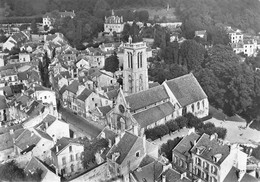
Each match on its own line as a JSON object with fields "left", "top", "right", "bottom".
{"left": 0, "top": 0, "right": 260, "bottom": 182}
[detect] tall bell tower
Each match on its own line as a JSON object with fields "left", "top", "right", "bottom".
{"left": 123, "top": 36, "right": 149, "bottom": 94}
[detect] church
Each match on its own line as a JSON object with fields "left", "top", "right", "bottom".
{"left": 107, "top": 37, "right": 209, "bottom": 136}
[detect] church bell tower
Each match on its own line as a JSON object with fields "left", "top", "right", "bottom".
{"left": 123, "top": 36, "right": 149, "bottom": 94}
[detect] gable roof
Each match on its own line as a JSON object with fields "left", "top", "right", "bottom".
{"left": 173, "top": 132, "right": 200, "bottom": 159}
{"left": 106, "top": 89, "right": 119, "bottom": 100}
{"left": 36, "top": 114, "right": 56, "bottom": 131}
{"left": 107, "top": 132, "right": 138, "bottom": 164}
{"left": 15, "top": 129, "right": 41, "bottom": 151}
{"left": 35, "top": 129, "right": 53, "bottom": 141}
{"left": 98, "top": 106, "right": 112, "bottom": 116}
{"left": 125, "top": 85, "right": 169, "bottom": 112}
{"left": 77, "top": 88, "right": 93, "bottom": 101}
{"left": 25, "top": 157, "right": 58, "bottom": 180}
{"left": 165, "top": 73, "right": 207, "bottom": 107}
{"left": 66, "top": 80, "right": 80, "bottom": 94}
{"left": 161, "top": 168, "right": 191, "bottom": 182}
{"left": 223, "top": 166, "right": 258, "bottom": 182}
{"left": 190, "top": 133, "right": 230, "bottom": 166}
{"left": 133, "top": 101, "right": 175, "bottom": 128}
{"left": 51, "top": 137, "right": 83, "bottom": 155}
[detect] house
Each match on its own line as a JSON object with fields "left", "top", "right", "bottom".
{"left": 0, "top": 95, "right": 9, "bottom": 123}
{"left": 195, "top": 30, "right": 207, "bottom": 40}
{"left": 14, "top": 128, "right": 54, "bottom": 161}
{"left": 0, "top": 66, "right": 19, "bottom": 86}
{"left": 35, "top": 114, "right": 70, "bottom": 141}
{"left": 99, "top": 43, "right": 115, "bottom": 52}
{"left": 0, "top": 132, "right": 15, "bottom": 162}
{"left": 243, "top": 39, "right": 257, "bottom": 57}
{"left": 2, "top": 31, "right": 30, "bottom": 51}
{"left": 106, "top": 131, "right": 158, "bottom": 182}
{"left": 76, "top": 88, "right": 112, "bottom": 117}
{"left": 92, "top": 105, "right": 112, "bottom": 122}
{"left": 62, "top": 80, "right": 85, "bottom": 111}
{"left": 51, "top": 137, "right": 84, "bottom": 176}
{"left": 25, "top": 156, "right": 61, "bottom": 182}
{"left": 43, "top": 11, "right": 75, "bottom": 28}
{"left": 228, "top": 29, "right": 244, "bottom": 44}
{"left": 89, "top": 70, "right": 117, "bottom": 88}
{"left": 130, "top": 155, "right": 191, "bottom": 182}
{"left": 107, "top": 73, "right": 209, "bottom": 136}
{"left": 75, "top": 57, "right": 90, "bottom": 70}
{"left": 19, "top": 52, "right": 31, "bottom": 63}
{"left": 104, "top": 10, "right": 124, "bottom": 35}
{"left": 172, "top": 132, "right": 254, "bottom": 182}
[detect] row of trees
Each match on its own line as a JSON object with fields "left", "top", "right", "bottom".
{"left": 144, "top": 113, "right": 227, "bottom": 141}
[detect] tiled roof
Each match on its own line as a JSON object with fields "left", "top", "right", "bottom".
{"left": 107, "top": 131, "right": 138, "bottom": 164}
{"left": 223, "top": 166, "right": 258, "bottom": 182}
{"left": 139, "top": 154, "right": 156, "bottom": 168}
{"left": 133, "top": 161, "right": 164, "bottom": 182}
{"left": 133, "top": 101, "right": 175, "bottom": 128}
{"left": 26, "top": 101, "right": 45, "bottom": 117}
{"left": 77, "top": 88, "right": 93, "bottom": 101}
{"left": 190, "top": 133, "right": 230, "bottom": 165}
{"left": 0, "top": 95, "right": 8, "bottom": 110}
{"left": 60, "top": 71, "right": 71, "bottom": 78}
{"left": 149, "top": 82, "right": 160, "bottom": 88}
{"left": 35, "top": 129, "right": 53, "bottom": 141}
{"left": 98, "top": 127, "right": 117, "bottom": 144}
{"left": 161, "top": 168, "right": 191, "bottom": 182}
{"left": 10, "top": 31, "right": 29, "bottom": 43}
{"left": 173, "top": 132, "right": 200, "bottom": 159}
{"left": 51, "top": 137, "right": 83, "bottom": 155}
{"left": 98, "top": 106, "right": 112, "bottom": 116}
{"left": 34, "top": 85, "right": 52, "bottom": 92}
{"left": 37, "top": 114, "right": 56, "bottom": 131}
{"left": 105, "top": 89, "right": 119, "bottom": 100}
{"left": 0, "top": 132, "right": 13, "bottom": 151}
{"left": 125, "top": 85, "right": 169, "bottom": 112}
{"left": 15, "top": 129, "right": 41, "bottom": 151}
{"left": 165, "top": 73, "right": 207, "bottom": 107}
{"left": 66, "top": 80, "right": 80, "bottom": 94}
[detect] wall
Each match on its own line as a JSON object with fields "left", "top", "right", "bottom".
{"left": 32, "top": 138, "right": 54, "bottom": 161}
{"left": 46, "top": 120, "right": 70, "bottom": 141}
{"left": 70, "top": 162, "right": 108, "bottom": 182}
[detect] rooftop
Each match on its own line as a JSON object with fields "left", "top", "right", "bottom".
{"left": 51, "top": 137, "right": 83, "bottom": 155}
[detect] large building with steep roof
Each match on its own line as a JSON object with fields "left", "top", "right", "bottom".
{"left": 107, "top": 73, "right": 208, "bottom": 136}
{"left": 104, "top": 10, "right": 124, "bottom": 35}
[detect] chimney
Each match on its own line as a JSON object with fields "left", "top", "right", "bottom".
{"left": 210, "top": 133, "right": 218, "bottom": 141}
{"left": 162, "top": 163, "right": 172, "bottom": 172}
{"left": 9, "top": 129, "right": 14, "bottom": 135}
{"left": 143, "top": 134, "right": 146, "bottom": 154}
{"left": 56, "top": 145, "right": 59, "bottom": 153}
{"left": 45, "top": 121, "right": 48, "bottom": 130}
{"left": 181, "top": 172, "right": 186, "bottom": 180}
{"left": 188, "top": 127, "right": 195, "bottom": 135}
{"left": 162, "top": 175, "right": 166, "bottom": 182}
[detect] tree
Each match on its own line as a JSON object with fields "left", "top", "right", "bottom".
{"left": 179, "top": 39, "right": 206, "bottom": 71}
{"left": 160, "top": 137, "right": 182, "bottom": 161}
{"left": 19, "top": 23, "right": 29, "bottom": 31}
{"left": 175, "top": 116, "right": 188, "bottom": 128}
{"left": 0, "top": 160, "right": 25, "bottom": 181}
{"left": 104, "top": 52, "right": 119, "bottom": 73}
{"left": 30, "top": 19, "right": 38, "bottom": 34}
{"left": 44, "top": 25, "right": 49, "bottom": 31}
{"left": 166, "top": 120, "right": 179, "bottom": 132}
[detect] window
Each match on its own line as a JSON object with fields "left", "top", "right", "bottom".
{"left": 71, "top": 164, "right": 74, "bottom": 172}
{"left": 196, "top": 157, "right": 201, "bottom": 166}
{"left": 92, "top": 98, "right": 94, "bottom": 101}
{"left": 173, "top": 156, "right": 177, "bottom": 163}
{"left": 135, "top": 151, "right": 140, "bottom": 157}
{"left": 197, "top": 102, "right": 200, "bottom": 110}
{"left": 62, "top": 157, "right": 66, "bottom": 165}
{"left": 210, "top": 177, "right": 217, "bottom": 182}
{"left": 203, "top": 161, "right": 209, "bottom": 170}
{"left": 76, "top": 153, "right": 80, "bottom": 160}
{"left": 202, "top": 100, "right": 205, "bottom": 108}
{"left": 69, "top": 146, "right": 72, "bottom": 152}
{"left": 70, "top": 154, "right": 74, "bottom": 162}
{"left": 179, "top": 159, "right": 183, "bottom": 167}
{"left": 191, "top": 104, "right": 194, "bottom": 112}
{"left": 211, "top": 165, "right": 217, "bottom": 175}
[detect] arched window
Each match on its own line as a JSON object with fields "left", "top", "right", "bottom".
{"left": 137, "top": 52, "right": 140, "bottom": 68}
{"left": 140, "top": 52, "right": 143, "bottom": 68}
{"left": 192, "top": 104, "right": 195, "bottom": 112}
{"left": 197, "top": 102, "right": 200, "bottom": 110}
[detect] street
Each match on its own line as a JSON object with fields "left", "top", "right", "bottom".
{"left": 59, "top": 107, "right": 103, "bottom": 139}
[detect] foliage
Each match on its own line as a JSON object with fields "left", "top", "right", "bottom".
{"left": 82, "top": 138, "right": 109, "bottom": 169}
{"left": 30, "top": 19, "right": 38, "bottom": 34}
{"left": 19, "top": 23, "right": 30, "bottom": 31}
{"left": 175, "top": 116, "right": 188, "bottom": 128}
{"left": 38, "top": 52, "right": 51, "bottom": 87}
{"left": 166, "top": 120, "right": 179, "bottom": 132}
{"left": 251, "top": 145, "right": 260, "bottom": 160}
{"left": 160, "top": 137, "right": 182, "bottom": 161}
{"left": 0, "top": 160, "right": 43, "bottom": 182}
{"left": 104, "top": 52, "right": 119, "bottom": 73}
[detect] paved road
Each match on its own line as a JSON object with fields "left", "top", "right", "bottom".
{"left": 59, "top": 107, "right": 103, "bottom": 139}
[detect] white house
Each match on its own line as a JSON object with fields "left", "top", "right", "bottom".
{"left": 35, "top": 114, "right": 70, "bottom": 142}
{"left": 76, "top": 58, "right": 90, "bottom": 70}
{"left": 104, "top": 10, "right": 124, "bottom": 35}
{"left": 19, "top": 52, "right": 31, "bottom": 63}
{"left": 51, "top": 137, "right": 84, "bottom": 176}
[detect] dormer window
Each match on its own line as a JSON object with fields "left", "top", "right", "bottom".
{"left": 212, "top": 154, "right": 222, "bottom": 163}
{"left": 196, "top": 146, "right": 206, "bottom": 155}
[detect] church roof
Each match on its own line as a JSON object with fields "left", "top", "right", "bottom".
{"left": 132, "top": 101, "right": 175, "bottom": 128}
{"left": 165, "top": 73, "right": 207, "bottom": 107}
{"left": 125, "top": 85, "right": 169, "bottom": 112}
